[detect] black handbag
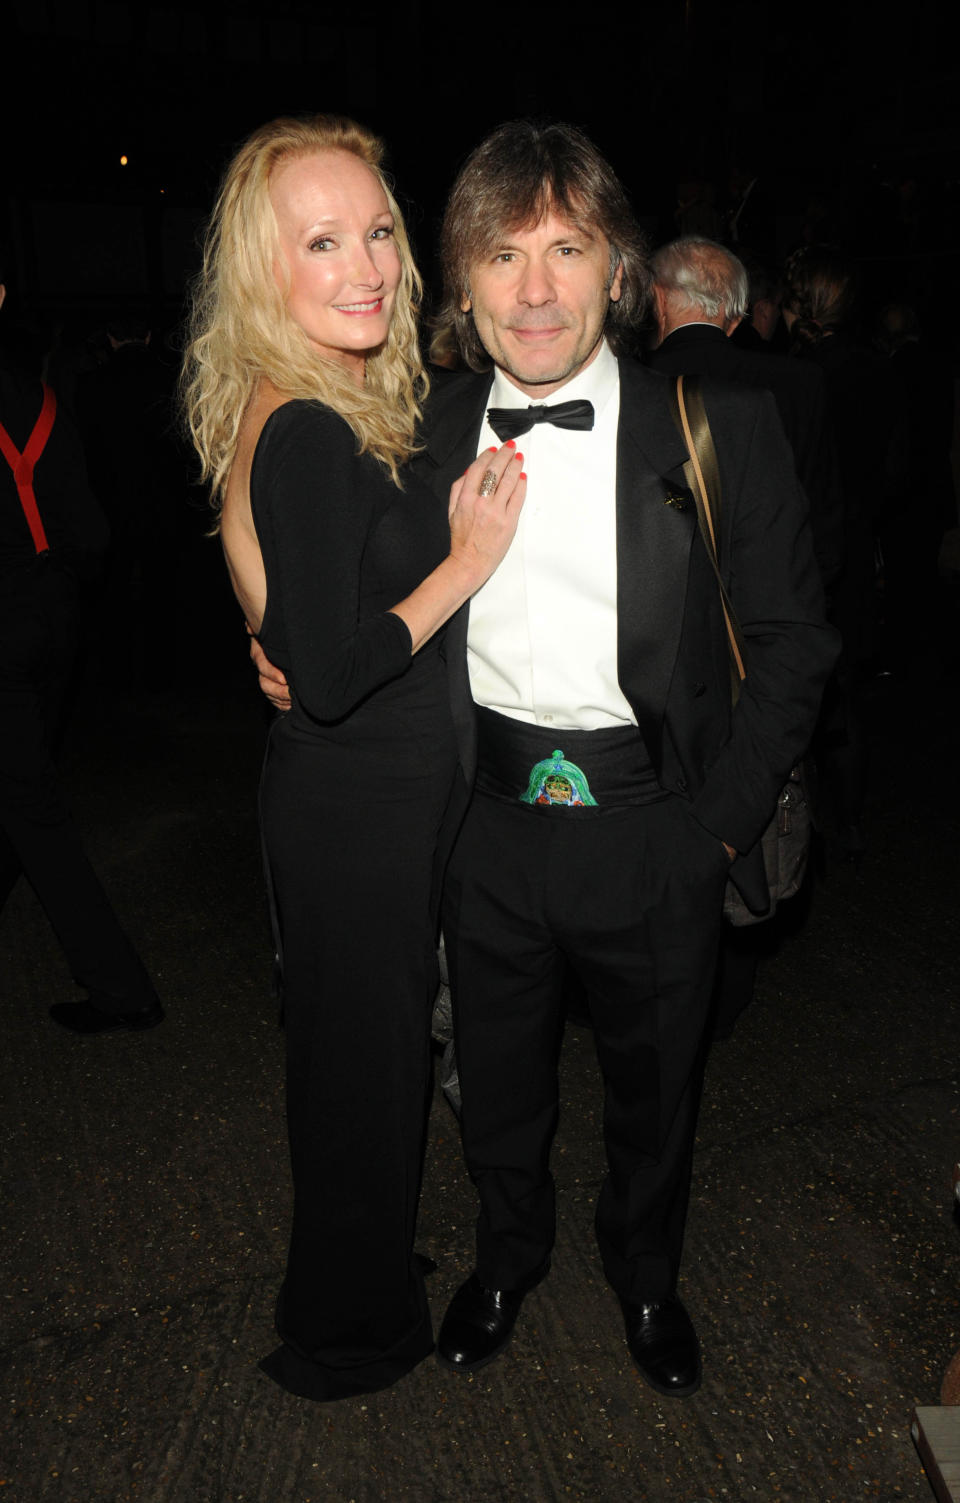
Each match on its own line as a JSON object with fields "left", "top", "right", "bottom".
{"left": 668, "top": 374, "right": 811, "bottom": 927}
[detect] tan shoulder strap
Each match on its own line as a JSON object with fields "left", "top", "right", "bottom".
{"left": 667, "top": 374, "right": 746, "bottom": 698}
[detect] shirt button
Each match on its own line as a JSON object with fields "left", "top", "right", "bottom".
{"left": 542, "top": 714, "right": 554, "bottom": 723}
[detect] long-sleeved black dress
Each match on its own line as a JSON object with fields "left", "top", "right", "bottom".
{"left": 250, "top": 400, "right": 458, "bottom": 1400}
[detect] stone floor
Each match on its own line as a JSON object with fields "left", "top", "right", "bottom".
{"left": 1, "top": 575, "right": 958, "bottom": 1502}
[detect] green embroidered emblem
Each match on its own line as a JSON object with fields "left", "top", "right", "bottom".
{"left": 519, "top": 749, "right": 598, "bottom": 807}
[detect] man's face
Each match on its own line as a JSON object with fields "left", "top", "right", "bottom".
{"left": 463, "top": 208, "right": 622, "bottom": 397}
{"left": 752, "top": 295, "right": 781, "bottom": 343}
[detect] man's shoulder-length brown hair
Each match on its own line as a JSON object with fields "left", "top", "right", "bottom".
{"left": 435, "top": 119, "right": 651, "bottom": 372}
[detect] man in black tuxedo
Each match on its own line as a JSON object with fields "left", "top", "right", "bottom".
{"left": 418, "top": 126, "right": 838, "bottom": 1396}
{"left": 646, "top": 236, "right": 842, "bottom": 592}
{"left": 252, "top": 125, "right": 837, "bottom": 1396}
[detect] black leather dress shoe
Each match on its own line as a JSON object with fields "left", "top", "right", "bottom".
{"left": 49, "top": 998, "right": 165, "bottom": 1034}
{"left": 437, "top": 1262, "right": 549, "bottom": 1373}
{"left": 620, "top": 1295, "right": 701, "bottom": 1397}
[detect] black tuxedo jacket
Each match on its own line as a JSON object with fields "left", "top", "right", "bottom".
{"left": 646, "top": 323, "right": 844, "bottom": 590}
{"left": 414, "top": 356, "right": 838, "bottom": 911}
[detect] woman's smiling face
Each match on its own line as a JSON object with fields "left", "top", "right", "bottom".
{"left": 270, "top": 149, "right": 401, "bottom": 380}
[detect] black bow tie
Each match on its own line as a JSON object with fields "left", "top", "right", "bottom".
{"left": 486, "top": 398, "right": 595, "bottom": 442}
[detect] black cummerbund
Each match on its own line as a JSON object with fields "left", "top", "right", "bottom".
{"left": 474, "top": 706, "right": 665, "bottom": 812}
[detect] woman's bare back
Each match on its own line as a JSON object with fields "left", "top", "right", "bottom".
{"left": 221, "top": 382, "right": 290, "bottom": 634}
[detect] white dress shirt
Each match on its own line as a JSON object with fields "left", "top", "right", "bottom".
{"left": 467, "top": 340, "right": 636, "bottom": 731}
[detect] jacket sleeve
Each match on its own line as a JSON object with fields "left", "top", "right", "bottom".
{"left": 252, "top": 402, "right": 413, "bottom": 723}
{"left": 690, "top": 390, "right": 840, "bottom": 852}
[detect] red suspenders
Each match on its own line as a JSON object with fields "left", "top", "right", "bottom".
{"left": 0, "top": 382, "right": 57, "bottom": 555}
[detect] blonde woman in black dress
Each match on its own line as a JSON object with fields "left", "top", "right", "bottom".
{"left": 183, "top": 115, "right": 524, "bottom": 1400}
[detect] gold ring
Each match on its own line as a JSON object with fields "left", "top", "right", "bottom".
{"left": 478, "top": 468, "right": 498, "bottom": 497}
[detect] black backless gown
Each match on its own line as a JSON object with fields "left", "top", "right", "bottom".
{"left": 250, "top": 400, "right": 457, "bottom": 1400}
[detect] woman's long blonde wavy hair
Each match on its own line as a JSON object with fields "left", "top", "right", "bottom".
{"left": 182, "top": 114, "right": 427, "bottom": 515}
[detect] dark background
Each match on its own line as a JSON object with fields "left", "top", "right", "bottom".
{"left": 3, "top": 0, "right": 959, "bottom": 350}
{"left": 3, "top": 15, "right": 960, "bottom": 1495}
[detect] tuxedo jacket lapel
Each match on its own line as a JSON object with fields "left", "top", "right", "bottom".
{"left": 414, "top": 370, "right": 494, "bottom": 784}
{"left": 418, "top": 369, "right": 494, "bottom": 480}
{"left": 614, "top": 360, "right": 696, "bottom": 764}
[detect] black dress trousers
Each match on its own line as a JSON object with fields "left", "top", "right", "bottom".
{"left": 442, "top": 789, "right": 729, "bottom": 1304}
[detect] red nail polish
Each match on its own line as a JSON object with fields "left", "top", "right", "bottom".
{"left": 488, "top": 446, "right": 498, "bottom": 453}
{"left": 516, "top": 452, "right": 524, "bottom": 466}
{"left": 520, "top": 472, "right": 527, "bottom": 480}
{"left": 505, "top": 439, "right": 516, "bottom": 449}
